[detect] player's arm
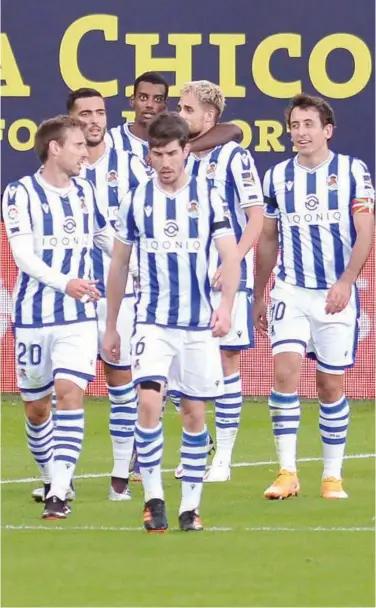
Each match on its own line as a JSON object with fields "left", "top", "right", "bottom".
{"left": 189, "top": 123, "right": 243, "bottom": 153}
{"left": 326, "top": 160, "right": 375, "bottom": 314}
{"left": 106, "top": 192, "right": 136, "bottom": 331}
{"left": 89, "top": 182, "right": 114, "bottom": 258}
{"left": 253, "top": 169, "right": 280, "bottom": 334}
{"left": 210, "top": 189, "right": 240, "bottom": 337}
{"left": 2, "top": 183, "right": 99, "bottom": 301}
{"left": 231, "top": 148, "right": 264, "bottom": 259}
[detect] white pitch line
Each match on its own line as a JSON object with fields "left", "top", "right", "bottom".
{"left": 1, "top": 452, "right": 374, "bottom": 485}
{"left": 2, "top": 524, "right": 374, "bottom": 533}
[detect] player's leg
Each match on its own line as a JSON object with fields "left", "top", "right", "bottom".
{"left": 309, "top": 289, "right": 358, "bottom": 499}
{"left": 31, "top": 390, "right": 76, "bottom": 503}
{"left": 205, "top": 290, "right": 254, "bottom": 482}
{"left": 43, "top": 321, "right": 97, "bottom": 519}
{"left": 264, "top": 282, "right": 310, "bottom": 499}
{"left": 98, "top": 297, "right": 138, "bottom": 498}
{"left": 131, "top": 324, "right": 175, "bottom": 532}
{"left": 177, "top": 329, "right": 224, "bottom": 530}
{"left": 15, "top": 327, "right": 55, "bottom": 503}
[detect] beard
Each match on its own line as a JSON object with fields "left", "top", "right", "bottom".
{"left": 85, "top": 130, "right": 105, "bottom": 147}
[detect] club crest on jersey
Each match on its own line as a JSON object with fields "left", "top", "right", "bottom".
{"left": 107, "top": 170, "right": 118, "bottom": 187}
{"left": 187, "top": 200, "right": 199, "bottom": 219}
{"left": 327, "top": 174, "right": 338, "bottom": 191}
{"left": 206, "top": 162, "right": 217, "bottom": 178}
{"left": 305, "top": 194, "right": 319, "bottom": 211}
{"left": 80, "top": 197, "right": 88, "bottom": 213}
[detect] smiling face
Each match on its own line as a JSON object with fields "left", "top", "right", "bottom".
{"left": 131, "top": 81, "right": 167, "bottom": 127}
{"left": 69, "top": 95, "right": 107, "bottom": 147}
{"left": 289, "top": 106, "right": 333, "bottom": 159}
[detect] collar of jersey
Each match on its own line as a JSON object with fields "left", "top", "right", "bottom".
{"left": 294, "top": 150, "right": 334, "bottom": 173}
{"left": 36, "top": 169, "right": 74, "bottom": 196}
{"left": 155, "top": 175, "right": 192, "bottom": 198}
{"left": 83, "top": 144, "right": 110, "bottom": 170}
{"left": 190, "top": 145, "right": 221, "bottom": 161}
{"left": 124, "top": 122, "right": 148, "bottom": 145}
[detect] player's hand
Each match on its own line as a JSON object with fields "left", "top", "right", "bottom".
{"left": 65, "top": 279, "right": 101, "bottom": 302}
{"left": 325, "top": 278, "right": 352, "bottom": 314}
{"left": 253, "top": 297, "right": 268, "bottom": 336}
{"left": 210, "top": 305, "right": 231, "bottom": 337}
{"left": 102, "top": 329, "right": 121, "bottom": 364}
{"left": 211, "top": 266, "right": 222, "bottom": 291}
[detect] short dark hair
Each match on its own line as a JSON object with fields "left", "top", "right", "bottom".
{"left": 285, "top": 93, "right": 336, "bottom": 129}
{"left": 34, "top": 115, "right": 84, "bottom": 163}
{"left": 66, "top": 88, "right": 103, "bottom": 113}
{"left": 134, "top": 71, "right": 169, "bottom": 99}
{"left": 148, "top": 112, "right": 189, "bottom": 149}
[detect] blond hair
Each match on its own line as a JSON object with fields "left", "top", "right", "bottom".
{"left": 180, "top": 80, "right": 225, "bottom": 118}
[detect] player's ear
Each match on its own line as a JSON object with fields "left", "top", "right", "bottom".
{"left": 183, "top": 142, "right": 191, "bottom": 159}
{"left": 49, "top": 140, "right": 61, "bottom": 158}
{"left": 324, "top": 124, "right": 333, "bottom": 140}
{"left": 130, "top": 95, "right": 135, "bottom": 109}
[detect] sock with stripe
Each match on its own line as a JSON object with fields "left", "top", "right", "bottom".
{"left": 108, "top": 382, "right": 137, "bottom": 479}
{"left": 269, "top": 389, "right": 301, "bottom": 472}
{"left": 179, "top": 426, "right": 208, "bottom": 514}
{"left": 169, "top": 392, "right": 181, "bottom": 414}
{"left": 51, "top": 392, "right": 57, "bottom": 425}
{"left": 48, "top": 409, "right": 84, "bottom": 501}
{"left": 319, "top": 395, "right": 350, "bottom": 479}
{"left": 25, "top": 414, "right": 54, "bottom": 483}
{"left": 135, "top": 422, "right": 164, "bottom": 502}
{"left": 214, "top": 373, "right": 242, "bottom": 464}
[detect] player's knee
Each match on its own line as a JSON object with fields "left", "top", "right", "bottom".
{"left": 316, "top": 371, "right": 344, "bottom": 403}
{"left": 274, "top": 353, "right": 301, "bottom": 392}
{"left": 24, "top": 396, "right": 51, "bottom": 425}
{"left": 137, "top": 381, "right": 164, "bottom": 427}
{"left": 221, "top": 349, "right": 240, "bottom": 376}
{"left": 54, "top": 379, "right": 84, "bottom": 410}
{"left": 181, "top": 398, "right": 205, "bottom": 432}
{"left": 105, "top": 366, "right": 132, "bottom": 388}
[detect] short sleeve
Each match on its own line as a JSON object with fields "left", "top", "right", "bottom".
{"left": 263, "top": 168, "right": 279, "bottom": 219}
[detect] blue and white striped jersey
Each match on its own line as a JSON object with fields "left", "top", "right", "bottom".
{"left": 106, "top": 122, "right": 149, "bottom": 162}
{"left": 3, "top": 171, "right": 107, "bottom": 327}
{"left": 81, "top": 145, "right": 151, "bottom": 296}
{"left": 185, "top": 142, "right": 263, "bottom": 291}
{"left": 263, "top": 152, "right": 375, "bottom": 289}
{"left": 115, "top": 176, "right": 233, "bottom": 329}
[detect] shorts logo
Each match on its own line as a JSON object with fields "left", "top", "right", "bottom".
{"left": 107, "top": 170, "right": 118, "bottom": 187}
{"left": 63, "top": 216, "right": 77, "bottom": 234}
{"left": 327, "top": 174, "right": 338, "bottom": 191}
{"left": 187, "top": 200, "right": 199, "bottom": 219}
{"left": 305, "top": 194, "right": 319, "bottom": 211}
{"left": 206, "top": 162, "right": 217, "bottom": 178}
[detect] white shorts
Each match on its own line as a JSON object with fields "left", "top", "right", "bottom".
{"left": 97, "top": 296, "right": 135, "bottom": 369}
{"left": 211, "top": 290, "right": 254, "bottom": 350}
{"left": 15, "top": 321, "right": 98, "bottom": 401}
{"left": 131, "top": 323, "right": 224, "bottom": 400}
{"left": 269, "top": 279, "right": 360, "bottom": 374}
